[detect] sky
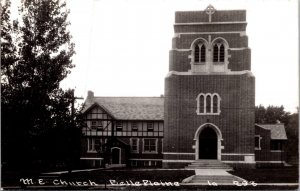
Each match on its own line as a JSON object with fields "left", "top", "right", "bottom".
{"left": 14, "top": 0, "right": 300, "bottom": 113}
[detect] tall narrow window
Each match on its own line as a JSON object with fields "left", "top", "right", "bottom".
{"left": 194, "top": 45, "right": 200, "bottom": 62}
{"left": 219, "top": 44, "right": 225, "bottom": 62}
{"left": 206, "top": 95, "right": 211, "bottom": 113}
{"left": 131, "top": 138, "right": 139, "bottom": 153}
{"left": 199, "top": 95, "right": 204, "bottom": 113}
{"left": 213, "top": 44, "right": 219, "bottom": 62}
{"left": 88, "top": 138, "right": 94, "bottom": 152}
{"left": 213, "top": 41, "right": 226, "bottom": 63}
{"left": 200, "top": 45, "right": 206, "bottom": 62}
{"left": 255, "top": 135, "right": 261, "bottom": 150}
{"left": 194, "top": 42, "right": 206, "bottom": 63}
{"left": 213, "top": 95, "right": 218, "bottom": 113}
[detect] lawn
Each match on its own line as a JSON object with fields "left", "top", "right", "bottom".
{"left": 229, "top": 166, "right": 299, "bottom": 183}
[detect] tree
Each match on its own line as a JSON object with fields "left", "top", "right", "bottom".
{"left": 285, "top": 111, "right": 299, "bottom": 165}
{"left": 1, "top": 0, "right": 17, "bottom": 103}
{"left": 255, "top": 105, "right": 290, "bottom": 124}
{"left": 1, "top": 0, "right": 79, "bottom": 172}
{"left": 1, "top": 0, "right": 18, "bottom": 168}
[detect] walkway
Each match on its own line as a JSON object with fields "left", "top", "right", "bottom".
{"left": 183, "top": 169, "right": 247, "bottom": 185}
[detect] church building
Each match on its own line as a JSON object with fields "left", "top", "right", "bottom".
{"left": 80, "top": 6, "right": 287, "bottom": 169}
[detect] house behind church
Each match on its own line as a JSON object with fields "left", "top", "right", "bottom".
{"left": 80, "top": 93, "right": 164, "bottom": 167}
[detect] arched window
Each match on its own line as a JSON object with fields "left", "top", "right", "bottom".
{"left": 200, "top": 45, "right": 206, "bottom": 62}
{"left": 192, "top": 40, "right": 207, "bottom": 64}
{"left": 196, "top": 93, "right": 221, "bottom": 115}
{"left": 213, "top": 95, "right": 218, "bottom": 113}
{"left": 212, "top": 40, "right": 227, "bottom": 63}
{"left": 199, "top": 95, "right": 204, "bottom": 113}
{"left": 213, "top": 44, "right": 219, "bottom": 62}
{"left": 194, "top": 45, "right": 200, "bottom": 62}
{"left": 206, "top": 95, "right": 211, "bottom": 113}
{"left": 219, "top": 44, "right": 225, "bottom": 62}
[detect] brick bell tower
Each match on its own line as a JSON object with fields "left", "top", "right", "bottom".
{"left": 163, "top": 5, "right": 255, "bottom": 168}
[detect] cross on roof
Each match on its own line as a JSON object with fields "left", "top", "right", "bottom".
{"left": 205, "top": 4, "right": 216, "bottom": 22}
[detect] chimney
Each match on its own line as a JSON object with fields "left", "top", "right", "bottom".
{"left": 87, "top": 90, "right": 94, "bottom": 100}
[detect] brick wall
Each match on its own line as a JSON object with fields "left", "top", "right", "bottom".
{"left": 255, "top": 125, "right": 271, "bottom": 161}
{"left": 255, "top": 125, "right": 286, "bottom": 165}
{"left": 172, "top": 33, "right": 248, "bottom": 49}
{"left": 170, "top": 34, "right": 250, "bottom": 72}
{"left": 164, "top": 73, "right": 255, "bottom": 159}
{"left": 174, "top": 24, "right": 247, "bottom": 33}
{"left": 169, "top": 50, "right": 191, "bottom": 72}
{"left": 175, "top": 10, "right": 246, "bottom": 23}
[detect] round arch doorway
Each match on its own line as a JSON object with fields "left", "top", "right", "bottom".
{"left": 194, "top": 123, "right": 222, "bottom": 160}
{"left": 198, "top": 127, "right": 217, "bottom": 159}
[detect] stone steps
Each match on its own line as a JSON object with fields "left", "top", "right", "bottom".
{"left": 186, "top": 167, "right": 232, "bottom": 169}
{"left": 185, "top": 160, "right": 232, "bottom": 170}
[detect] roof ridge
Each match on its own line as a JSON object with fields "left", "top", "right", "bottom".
{"left": 83, "top": 96, "right": 164, "bottom": 120}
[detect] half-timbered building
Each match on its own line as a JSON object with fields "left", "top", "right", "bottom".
{"left": 80, "top": 92, "right": 164, "bottom": 167}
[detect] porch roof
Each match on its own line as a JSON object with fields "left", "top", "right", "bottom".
{"left": 256, "top": 124, "right": 287, "bottom": 140}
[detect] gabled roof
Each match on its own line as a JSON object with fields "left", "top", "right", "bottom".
{"left": 256, "top": 124, "right": 287, "bottom": 140}
{"left": 82, "top": 97, "right": 164, "bottom": 120}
